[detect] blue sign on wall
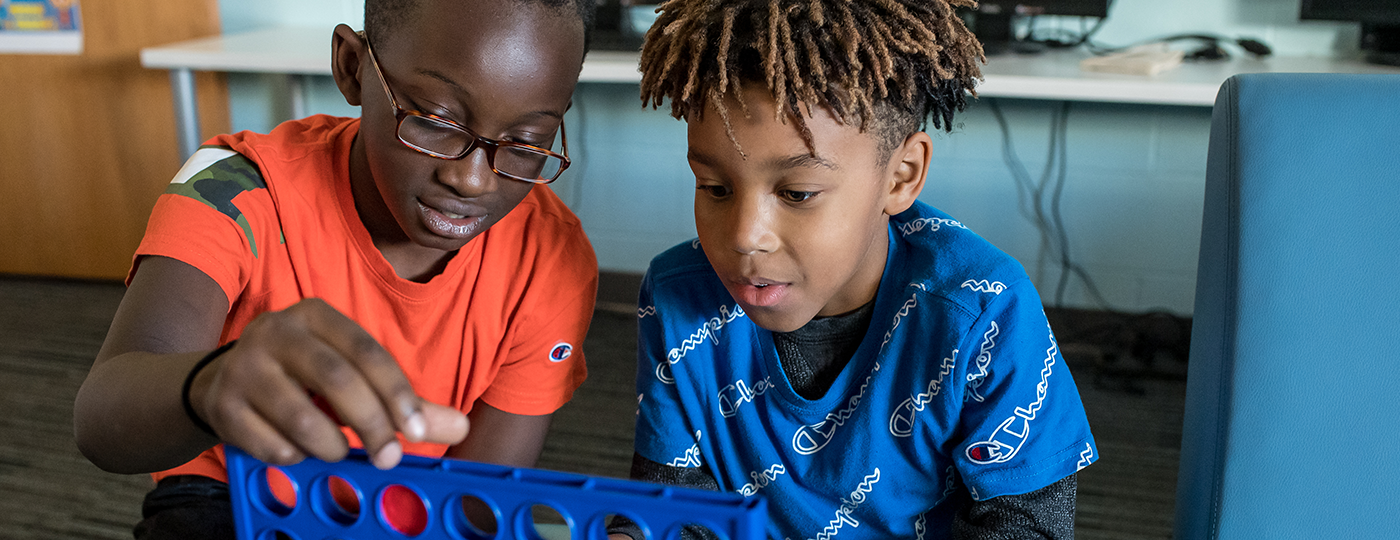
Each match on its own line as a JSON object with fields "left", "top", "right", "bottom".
{"left": 0, "top": 0, "right": 83, "bottom": 54}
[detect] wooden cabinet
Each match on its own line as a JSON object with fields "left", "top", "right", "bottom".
{"left": 0, "top": 0, "right": 229, "bottom": 279}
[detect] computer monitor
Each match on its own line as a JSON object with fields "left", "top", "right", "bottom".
{"left": 1300, "top": 0, "right": 1400, "bottom": 66}
{"left": 964, "top": 0, "right": 1112, "bottom": 54}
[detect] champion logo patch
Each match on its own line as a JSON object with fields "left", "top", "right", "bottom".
{"left": 548, "top": 342, "right": 573, "bottom": 362}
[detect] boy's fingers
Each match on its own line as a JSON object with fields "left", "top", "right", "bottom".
{"left": 280, "top": 336, "right": 401, "bottom": 461}
{"left": 371, "top": 440, "right": 403, "bottom": 470}
{"left": 201, "top": 343, "right": 343, "bottom": 463}
{"left": 215, "top": 402, "right": 308, "bottom": 466}
{"left": 270, "top": 299, "right": 441, "bottom": 462}
{"left": 243, "top": 362, "right": 352, "bottom": 463}
{"left": 417, "top": 401, "right": 470, "bottom": 445}
{"left": 302, "top": 303, "right": 424, "bottom": 442}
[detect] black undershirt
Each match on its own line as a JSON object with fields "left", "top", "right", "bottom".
{"left": 771, "top": 300, "right": 875, "bottom": 399}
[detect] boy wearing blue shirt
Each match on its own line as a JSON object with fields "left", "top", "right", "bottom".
{"left": 611, "top": 0, "right": 1097, "bottom": 538}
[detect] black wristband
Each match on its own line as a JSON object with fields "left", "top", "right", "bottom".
{"left": 181, "top": 340, "right": 237, "bottom": 438}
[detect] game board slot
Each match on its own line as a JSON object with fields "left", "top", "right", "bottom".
{"left": 593, "top": 512, "right": 654, "bottom": 539}
{"left": 252, "top": 466, "right": 299, "bottom": 517}
{"left": 448, "top": 492, "right": 501, "bottom": 540}
{"left": 378, "top": 483, "right": 431, "bottom": 537}
{"left": 520, "top": 502, "right": 572, "bottom": 540}
{"left": 311, "top": 474, "right": 363, "bottom": 525}
{"left": 669, "top": 522, "right": 726, "bottom": 540}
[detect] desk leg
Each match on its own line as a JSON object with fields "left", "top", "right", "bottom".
{"left": 170, "top": 68, "right": 201, "bottom": 161}
{"left": 288, "top": 74, "right": 308, "bottom": 120}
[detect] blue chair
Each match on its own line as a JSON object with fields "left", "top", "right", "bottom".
{"left": 1175, "top": 73, "right": 1400, "bottom": 539}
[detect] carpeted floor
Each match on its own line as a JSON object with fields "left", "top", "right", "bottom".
{"left": 0, "top": 275, "right": 1188, "bottom": 539}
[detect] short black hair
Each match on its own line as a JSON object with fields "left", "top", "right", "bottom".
{"left": 365, "top": 0, "right": 597, "bottom": 52}
{"left": 639, "top": 0, "right": 983, "bottom": 158}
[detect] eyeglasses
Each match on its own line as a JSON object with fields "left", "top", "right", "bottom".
{"left": 359, "top": 32, "right": 570, "bottom": 184}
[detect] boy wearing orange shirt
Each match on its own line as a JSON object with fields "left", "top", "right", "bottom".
{"left": 73, "top": 0, "right": 598, "bottom": 536}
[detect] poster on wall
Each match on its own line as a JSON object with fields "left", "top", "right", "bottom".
{"left": 0, "top": 0, "right": 82, "bottom": 54}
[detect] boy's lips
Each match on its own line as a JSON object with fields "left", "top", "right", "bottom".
{"left": 730, "top": 278, "right": 790, "bottom": 308}
{"left": 419, "top": 201, "right": 484, "bottom": 239}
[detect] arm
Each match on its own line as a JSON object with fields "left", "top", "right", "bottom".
{"left": 74, "top": 256, "right": 229, "bottom": 473}
{"left": 950, "top": 280, "right": 1094, "bottom": 539}
{"left": 612, "top": 271, "right": 723, "bottom": 539}
{"left": 73, "top": 256, "right": 468, "bottom": 474}
{"left": 608, "top": 453, "right": 721, "bottom": 540}
{"left": 442, "top": 402, "right": 552, "bottom": 467}
{"left": 952, "top": 474, "right": 1077, "bottom": 540}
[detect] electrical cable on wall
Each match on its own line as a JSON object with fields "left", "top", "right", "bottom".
{"left": 998, "top": 0, "right": 1272, "bottom": 63}
{"left": 986, "top": 98, "right": 1114, "bottom": 310}
{"left": 1025, "top": 13, "right": 1111, "bottom": 49}
{"left": 988, "top": 99, "right": 1053, "bottom": 273}
{"left": 1087, "top": 33, "right": 1273, "bottom": 60}
{"left": 1050, "top": 101, "right": 1074, "bottom": 305}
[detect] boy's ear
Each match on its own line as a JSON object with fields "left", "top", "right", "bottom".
{"left": 331, "top": 24, "right": 366, "bottom": 107}
{"left": 883, "top": 131, "right": 932, "bottom": 216}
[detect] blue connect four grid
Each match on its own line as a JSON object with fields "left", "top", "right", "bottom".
{"left": 226, "top": 446, "right": 767, "bottom": 540}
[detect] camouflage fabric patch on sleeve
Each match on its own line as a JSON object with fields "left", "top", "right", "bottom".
{"left": 165, "top": 147, "right": 269, "bottom": 257}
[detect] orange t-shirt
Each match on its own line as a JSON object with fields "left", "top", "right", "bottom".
{"left": 132, "top": 115, "right": 597, "bottom": 483}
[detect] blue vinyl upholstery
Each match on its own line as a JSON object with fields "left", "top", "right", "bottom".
{"left": 1175, "top": 73, "right": 1400, "bottom": 540}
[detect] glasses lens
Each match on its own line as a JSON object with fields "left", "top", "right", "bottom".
{"left": 399, "top": 115, "right": 472, "bottom": 157}
{"left": 496, "top": 145, "right": 564, "bottom": 183}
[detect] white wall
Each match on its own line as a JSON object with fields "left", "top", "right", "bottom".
{"left": 1093, "top": 0, "right": 1360, "bottom": 56}
{"left": 220, "top": 0, "right": 362, "bottom": 134}
{"left": 218, "top": 0, "right": 1362, "bottom": 315}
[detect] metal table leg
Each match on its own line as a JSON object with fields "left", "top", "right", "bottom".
{"left": 288, "top": 73, "right": 309, "bottom": 120}
{"left": 170, "top": 68, "right": 201, "bottom": 161}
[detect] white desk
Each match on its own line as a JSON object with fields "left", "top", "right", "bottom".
{"left": 140, "top": 27, "right": 645, "bottom": 158}
{"left": 977, "top": 51, "right": 1400, "bottom": 105}
{"left": 141, "top": 26, "right": 1400, "bottom": 158}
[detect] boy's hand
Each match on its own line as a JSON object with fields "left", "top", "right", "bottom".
{"left": 188, "top": 298, "right": 469, "bottom": 469}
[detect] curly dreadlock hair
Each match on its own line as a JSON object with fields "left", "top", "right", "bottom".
{"left": 638, "top": 0, "right": 983, "bottom": 156}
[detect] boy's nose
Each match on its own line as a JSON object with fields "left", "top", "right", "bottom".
{"left": 729, "top": 200, "right": 778, "bottom": 255}
{"left": 437, "top": 147, "right": 500, "bottom": 198}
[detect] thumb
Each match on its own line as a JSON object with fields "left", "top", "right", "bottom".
{"left": 412, "top": 401, "right": 469, "bottom": 445}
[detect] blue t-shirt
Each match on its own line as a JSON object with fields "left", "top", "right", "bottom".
{"left": 634, "top": 201, "right": 1098, "bottom": 540}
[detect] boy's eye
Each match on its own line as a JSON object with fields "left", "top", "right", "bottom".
{"left": 507, "top": 135, "right": 550, "bottom": 148}
{"left": 779, "top": 190, "right": 817, "bottom": 203}
{"left": 696, "top": 185, "right": 731, "bottom": 198}
{"left": 407, "top": 99, "right": 459, "bottom": 123}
